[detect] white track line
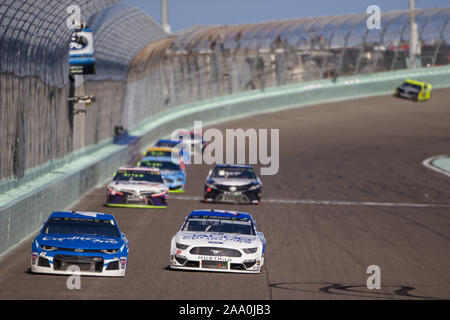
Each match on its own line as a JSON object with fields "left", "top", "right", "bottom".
{"left": 169, "top": 195, "right": 450, "bottom": 208}
{"left": 423, "top": 154, "right": 450, "bottom": 178}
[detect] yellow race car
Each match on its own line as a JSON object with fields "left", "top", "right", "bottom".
{"left": 394, "top": 79, "right": 432, "bottom": 102}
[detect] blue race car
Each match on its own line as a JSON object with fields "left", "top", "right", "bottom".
{"left": 154, "top": 139, "right": 191, "bottom": 166}
{"left": 138, "top": 156, "right": 186, "bottom": 193}
{"left": 31, "top": 211, "right": 129, "bottom": 277}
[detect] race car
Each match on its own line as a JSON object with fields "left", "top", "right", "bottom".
{"left": 394, "top": 79, "right": 432, "bottom": 101}
{"left": 169, "top": 209, "right": 266, "bottom": 273}
{"left": 154, "top": 140, "right": 191, "bottom": 166}
{"left": 105, "top": 167, "right": 168, "bottom": 208}
{"left": 138, "top": 156, "right": 186, "bottom": 193}
{"left": 174, "top": 130, "right": 207, "bottom": 154}
{"left": 143, "top": 147, "right": 187, "bottom": 169}
{"left": 204, "top": 164, "right": 262, "bottom": 204}
{"left": 31, "top": 210, "right": 129, "bottom": 277}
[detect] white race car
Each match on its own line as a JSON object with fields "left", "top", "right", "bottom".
{"left": 105, "top": 167, "right": 169, "bottom": 208}
{"left": 169, "top": 209, "right": 266, "bottom": 273}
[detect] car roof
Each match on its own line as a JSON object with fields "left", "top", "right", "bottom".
{"left": 214, "top": 164, "right": 254, "bottom": 169}
{"left": 117, "top": 166, "right": 160, "bottom": 172}
{"left": 48, "top": 211, "right": 115, "bottom": 221}
{"left": 188, "top": 209, "right": 252, "bottom": 220}
{"left": 405, "top": 79, "right": 425, "bottom": 85}
{"left": 146, "top": 146, "right": 176, "bottom": 152}
{"left": 156, "top": 139, "right": 179, "bottom": 144}
{"left": 140, "top": 156, "right": 181, "bottom": 164}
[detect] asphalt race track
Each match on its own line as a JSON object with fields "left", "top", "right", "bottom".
{"left": 0, "top": 89, "right": 449, "bottom": 300}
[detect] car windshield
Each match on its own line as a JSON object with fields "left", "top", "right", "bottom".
{"left": 145, "top": 150, "right": 173, "bottom": 158}
{"left": 156, "top": 141, "right": 178, "bottom": 148}
{"left": 182, "top": 216, "right": 255, "bottom": 235}
{"left": 211, "top": 167, "right": 256, "bottom": 179}
{"left": 402, "top": 82, "right": 422, "bottom": 91}
{"left": 191, "top": 133, "right": 202, "bottom": 140}
{"left": 139, "top": 160, "right": 181, "bottom": 171}
{"left": 43, "top": 217, "right": 120, "bottom": 237}
{"left": 113, "top": 169, "right": 163, "bottom": 183}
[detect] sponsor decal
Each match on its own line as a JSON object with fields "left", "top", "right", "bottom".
{"left": 31, "top": 253, "right": 38, "bottom": 265}
{"left": 42, "top": 236, "right": 119, "bottom": 244}
{"left": 208, "top": 241, "right": 224, "bottom": 244}
{"left": 182, "top": 233, "right": 254, "bottom": 244}
{"left": 120, "top": 258, "right": 127, "bottom": 270}
{"left": 199, "top": 256, "right": 232, "bottom": 262}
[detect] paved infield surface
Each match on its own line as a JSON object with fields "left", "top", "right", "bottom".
{"left": 0, "top": 89, "right": 449, "bottom": 300}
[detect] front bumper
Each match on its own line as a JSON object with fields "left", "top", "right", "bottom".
{"left": 169, "top": 248, "right": 263, "bottom": 273}
{"left": 165, "top": 182, "right": 185, "bottom": 193}
{"left": 204, "top": 186, "right": 261, "bottom": 204}
{"left": 30, "top": 252, "right": 127, "bottom": 277}
{"left": 106, "top": 190, "right": 168, "bottom": 208}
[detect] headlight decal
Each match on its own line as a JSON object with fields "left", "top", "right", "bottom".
{"left": 151, "top": 190, "right": 169, "bottom": 197}
{"left": 175, "top": 243, "right": 189, "bottom": 250}
{"left": 101, "top": 248, "right": 119, "bottom": 254}
{"left": 41, "top": 245, "right": 57, "bottom": 251}
{"left": 248, "top": 184, "right": 261, "bottom": 190}
{"left": 107, "top": 187, "right": 123, "bottom": 196}
{"left": 243, "top": 247, "right": 258, "bottom": 254}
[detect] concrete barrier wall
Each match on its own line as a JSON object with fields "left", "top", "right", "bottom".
{"left": 1, "top": 65, "right": 449, "bottom": 256}
{"left": 127, "top": 65, "right": 450, "bottom": 142}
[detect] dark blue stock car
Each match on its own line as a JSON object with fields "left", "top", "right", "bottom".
{"left": 31, "top": 211, "right": 129, "bottom": 277}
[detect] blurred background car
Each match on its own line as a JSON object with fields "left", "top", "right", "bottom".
{"left": 394, "top": 79, "right": 432, "bottom": 101}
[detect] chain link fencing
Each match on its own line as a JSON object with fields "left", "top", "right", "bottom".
{"left": 0, "top": 1, "right": 166, "bottom": 183}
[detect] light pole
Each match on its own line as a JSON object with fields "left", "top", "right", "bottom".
{"left": 161, "top": 0, "right": 171, "bottom": 33}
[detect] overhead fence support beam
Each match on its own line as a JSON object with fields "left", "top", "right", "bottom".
{"left": 161, "top": 0, "right": 171, "bottom": 33}
{"left": 409, "top": 0, "right": 419, "bottom": 69}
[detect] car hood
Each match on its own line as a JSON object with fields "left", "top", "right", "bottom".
{"left": 174, "top": 231, "right": 259, "bottom": 248}
{"left": 36, "top": 234, "right": 124, "bottom": 250}
{"left": 210, "top": 178, "right": 255, "bottom": 186}
{"left": 160, "top": 170, "right": 185, "bottom": 179}
{"left": 109, "top": 181, "right": 167, "bottom": 192}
